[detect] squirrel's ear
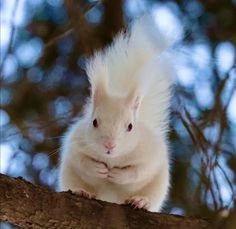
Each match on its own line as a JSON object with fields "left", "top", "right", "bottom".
{"left": 86, "top": 54, "right": 108, "bottom": 106}
{"left": 126, "top": 90, "right": 141, "bottom": 112}
{"left": 92, "top": 78, "right": 108, "bottom": 105}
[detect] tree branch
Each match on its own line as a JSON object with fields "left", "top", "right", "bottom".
{"left": 0, "top": 174, "right": 213, "bottom": 229}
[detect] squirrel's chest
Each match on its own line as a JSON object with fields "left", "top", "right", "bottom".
{"left": 96, "top": 183, "right": 128, "bottom": 203}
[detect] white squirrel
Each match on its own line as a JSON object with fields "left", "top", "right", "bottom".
{"left": 58, "top": 15, "right": 174, "bottom": 212}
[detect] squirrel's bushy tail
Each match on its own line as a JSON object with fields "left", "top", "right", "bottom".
{"left": 87, "top": 15, "right": 175, "bottom": 135}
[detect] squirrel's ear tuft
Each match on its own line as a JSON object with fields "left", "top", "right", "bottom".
{"left": 86, "top": 54, "right": 109, "bottom": 106}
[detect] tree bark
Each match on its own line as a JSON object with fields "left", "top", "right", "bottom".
{"left": 0, "top": 174, "right": 212, "bottom": 229}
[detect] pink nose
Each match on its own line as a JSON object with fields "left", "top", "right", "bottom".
{"left": 104, "top": 142, "right": 115, "bottom": 150}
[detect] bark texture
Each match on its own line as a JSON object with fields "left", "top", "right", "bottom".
{"left": 0, "top": 174, "right": 213, "bottom": 229}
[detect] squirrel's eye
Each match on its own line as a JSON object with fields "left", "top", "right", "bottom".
{"left": 93, "top": 119, "right": 98, "bottom": 128}
{"left": 127, "top": 123, "right": 133, "bottom": 132}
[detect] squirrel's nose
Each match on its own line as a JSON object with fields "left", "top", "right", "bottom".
{"left": 104, "top": 142, "right": 115, "bottom": 150}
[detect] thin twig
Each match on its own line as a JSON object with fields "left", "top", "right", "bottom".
{"left": 44, "top": 28, "right": 74, "bottom": 49}
{"left": 216, "top": 161, "right": 235, "bottom": 206}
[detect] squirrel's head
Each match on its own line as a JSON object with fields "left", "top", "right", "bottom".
{"left": 84, "top": 55, "right": 142, "bottom": 158}
{"left": 86, "top": 90, "right": 141, "bottom": 158}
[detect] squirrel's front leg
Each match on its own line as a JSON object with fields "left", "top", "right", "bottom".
{"left": 107, "top": 165, "right": 138, "bottom": 184}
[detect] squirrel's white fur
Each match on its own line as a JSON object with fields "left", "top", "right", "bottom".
{"left": 58, "top": 15, "right": 174, "bottom": 212}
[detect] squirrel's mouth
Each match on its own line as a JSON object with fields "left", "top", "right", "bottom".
{"left": 106, "top": 151, "right": 111, "bottom": 155}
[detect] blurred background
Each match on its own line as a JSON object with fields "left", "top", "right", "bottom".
{"left": 0, "top": 0, "right": 236, "bottom": 228}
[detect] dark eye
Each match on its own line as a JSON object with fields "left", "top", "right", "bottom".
{"left": 127, "top": 123, "right": 133, "bottom": 132}
{"left": 93, "top": 119, "right": 98, "bottom": 128}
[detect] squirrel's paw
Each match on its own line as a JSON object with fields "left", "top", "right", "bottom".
{"left": 125, "top": 196, "right": 151, "bottom": 210}
{"left": 86, "top": 158, "right": 108, "bottom": 178}
{"left": 74, "top": 188, "right": 96, "bottom": 199}
{"left": 107, "top": 167, "right": 129, "bottom": 184}
{"left": 93, "top": 161, "right": 108, "bottom": 178}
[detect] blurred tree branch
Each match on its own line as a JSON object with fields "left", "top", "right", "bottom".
{"left": 174, "top": 65, "right": 236, "bottom": 212}
{"left": 38, "top": 0, "right": 124, "bottom": 68}
{"left": 43, "top": 0, "right": 101, "bottom": 49}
